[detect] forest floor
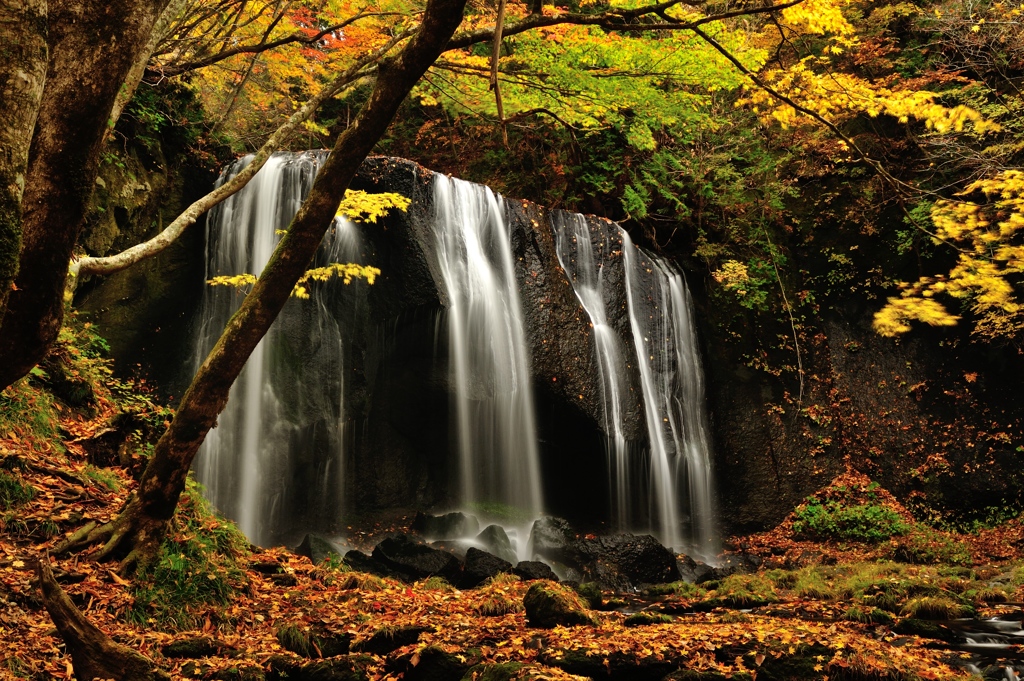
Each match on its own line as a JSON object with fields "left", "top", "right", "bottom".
{"left": 2, "top": 324, "right": 1024, "bottom": 681}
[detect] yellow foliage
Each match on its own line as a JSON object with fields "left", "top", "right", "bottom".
{"left": 207, "top": 263, "right": 381, "bottom": 299}
{"left": 741, "top": 58, "right": 1000, "bottom": 134}
{"left": 712, "top": 260, "right": 752, "bottom": 295}
{"left": 292, "top": 263, "right": 381, "bottom": 298}
{"left": 336, "top": 190, "right": 411, "bottom": 223}
{"left": 875, "top": 171, "right": 1024, "bottom": 339}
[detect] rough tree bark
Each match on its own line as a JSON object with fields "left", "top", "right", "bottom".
{"left": 60, "top": 0, "right": 469, "bottom": 568}
{"left": 0, "top": 0, "right": 170, "bottom": 392}
{"left": 37, "top": 557, "right": 169, "bottom": 680}
{"left": 0, "top": 0, "right": 48, "bottom": 325}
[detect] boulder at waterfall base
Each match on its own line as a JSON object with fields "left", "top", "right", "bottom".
{"left": 523, "top": 581, "right": 599, "bottom": 628}
{"left": 371, "top": 534, "right": 463, "bottom": 583}
{"left": 460, "top": 547, "right": 514, "bottom": 587}
{"left": 411, "top": 511, "right": 481, "bottom": 540}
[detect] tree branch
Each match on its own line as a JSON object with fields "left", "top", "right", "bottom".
{"left": 446, "top": 0, "right": 806, "bottom": 50}
{"left": 153, "top": 9, "right": 398, "bottom": 76}
{"left": 70, "top": 37, "right": 400, "bottom": 281}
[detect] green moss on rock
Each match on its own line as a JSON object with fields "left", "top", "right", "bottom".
{"left": 523, "top": 582, "right": 598, "bottom": 628}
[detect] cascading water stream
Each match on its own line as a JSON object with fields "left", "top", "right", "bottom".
{"left": 193, "top": 151, "right": 363, "bottom": 546}
{"left": 552, "top": 213, "right": 632, "bottom": 530}
{"left": 431, "top": 175, "right": 543, "bottom": 517}
{"left": 553, "top": 210, "right": 719, "bottom": 557}
{"left": 620, "top": 229, "right": 719, "bottom": 558}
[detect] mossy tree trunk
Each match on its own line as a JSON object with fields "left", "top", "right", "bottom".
{"left": 61, "top": 0, "right": 468, "bottom": 568}
{"left": 0, "top": 0, "right": 48, "bottom": 326}
{"left": 0, "top": 0, "right": 170, "bottom": 391}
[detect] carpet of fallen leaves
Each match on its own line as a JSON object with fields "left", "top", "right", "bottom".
{"left": 0, "top": 387, "right": 1009, "bottom": 681}
{"left": 733, "top": 469, "right": 1024, "bottom": 569}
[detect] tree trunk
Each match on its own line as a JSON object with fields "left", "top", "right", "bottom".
{"left": 0, "top": 0, "right": 170, "bottom": 392}
{"left": 37, "top": 557, "right": 170, "bottom": 680}
{"left": 64, "top": 0, "right": 468, "bottom": 567}
{"left": 0, "top": 0, "right": 48, "bottom": 326}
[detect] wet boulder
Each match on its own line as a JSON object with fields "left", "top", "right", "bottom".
{"left": 677, "top": 555, "right": 715, "bottom": 584}
{"left": 560, "top": 534, "right": 679, "bottom": 591}
{"left": 528, "top": 517, "right": 576, "bottom": 562}
{"left": 295, "top": 533, "right": 342, "bottom": 566}
{"left": 513, "top": 561, "right": 558, "bottom": 582}
{"left": 460, "top": 547, "right": 513, "bottom": 588}
{"left": 411, "top": 511, "right": 480, "bottom": 540}
{"left": 476, "top": 524, "right": 518, "bottom": 564}
{"left": 523, "top": 581, "right": 598, "bottom": 628}
{"left": 372, "top": 534, "right": 463, "bottom": 583}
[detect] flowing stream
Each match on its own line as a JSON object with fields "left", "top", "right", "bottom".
{"left": 193, "top": 151, "right": 363, "bottom": 546}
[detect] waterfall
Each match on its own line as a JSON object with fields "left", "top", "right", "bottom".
{"left": 432, "top": 175, "right": 543, "bottom": 515}
{"left": 553, "top": 211, "right": 718, "bottom": 557}
{"left": 193, "top": 151, "right": 363, "bottom": 546}
{"left": 552, "top": 213, "right": 632, "bottom": 530}
{"left": 620, "top": 229, "right": 718, "bottom": 557}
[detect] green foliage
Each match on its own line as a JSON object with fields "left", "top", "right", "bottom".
{"left": 792, "top": 499, "right": 909, "bottom": 543}
{"left": 128, "top": 478, "right": 248, "bottom": 630}
{"left": 0, "top": 377, "right": 60, "bottom": 443}
{"left": 0, "top": 470, "right": 34, "bottom": 510}
{"left": 888, "top": 527, "right": 972, "bottom": 567}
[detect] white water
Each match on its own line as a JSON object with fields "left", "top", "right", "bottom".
{"left": 552, "top": 217, "right": 718, "bottom": 557}
{"left": 552, "top": 213, "right": 632, "bottom": 530}
{"left": 432, "top": 175, "right": 543, "bottom": 516}
{"left": 620, "top": 228, "right": 718, "bottom": 557}
{"left": 193, "top": 151, "right": 363, "bottom": 545}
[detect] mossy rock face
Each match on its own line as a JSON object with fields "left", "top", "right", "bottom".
{"left": 461, "top": 662, "right": 525, "bottom": 681}
{"left": 573, "top": 582, "right": 603, "bottom": 609}
{"left": 523, "top": 582, "right": 598, "bottom": 628}
{"left": 276, "top": 623, "right": 353, "bottom": 658}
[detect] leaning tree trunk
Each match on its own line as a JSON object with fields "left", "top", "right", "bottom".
{"left": 0, "top": 0, "right": 170, "bottom": 392}
{"left": 0, "top": 0, "right": 48, "bottom": 326}
{"left": 63, "top": 0, "right": 469, "bottom": 568}
{"left": 37, "top": 557, "right": 169, "bottom": 680}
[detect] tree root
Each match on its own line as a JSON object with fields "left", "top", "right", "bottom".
{"left": 37, "top": 554, "right": 170, "bottom": 680}
{"left": 54, "top": 499, "right": 164, "bottom": 574}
